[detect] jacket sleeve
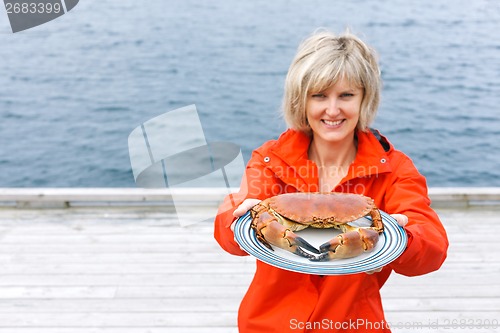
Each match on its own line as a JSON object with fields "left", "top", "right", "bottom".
{"left": 214, "top": 149, "right": 282, "bottom": 256}
{"left": 384, "top": 155, "right": 449, "bottom": 276}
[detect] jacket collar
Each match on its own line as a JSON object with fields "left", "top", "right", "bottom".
{"left": 267, "top": 129, "right": 393, "bottom": 188}
{"left": 347, "top": 129, "right": 392, "bottom": 181}
{"left": 270, "top": 129, "right": 311, "bottom": 165}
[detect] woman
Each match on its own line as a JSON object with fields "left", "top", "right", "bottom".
{"left": 214, "top": 30, "right": 448, "bottom": 332}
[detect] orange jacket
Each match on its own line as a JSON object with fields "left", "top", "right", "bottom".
{"left": 214, "top": 129, "right": 448, "bottom": 333}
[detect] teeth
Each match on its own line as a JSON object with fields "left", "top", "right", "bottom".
{"left": 323, "top": 119, "right": 343, "bottom": 126}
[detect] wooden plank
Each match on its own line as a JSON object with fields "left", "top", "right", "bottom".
{"left": 0, "top": 286, "right": 117, "bottom": 299}
{"left": 0, "top": 188, "right": 234, "bottom": 208}
{"left": 2, "top": 261, "right": 497, "bottom": 274}
{"left": 0, "top": 263, "right": 256, "bottom": 274}
{"left": 0, "top": 273, "right": 254, "bottom": 287}
{"left": 0, "top": 272, "right": 495, "bottom": 287}
{"left": 0, "top": 329, "right": 239, "bottom": 333}
{"left": 0, "top": 296, "right": 495, "bottom": 313}
{"left": 0, "top": 248, "right": 497, "bottom": 264}
{"left": 0, "top": 285, "right": 247, "bottom": 300}
{"left": 430, "top": 187, "right": 500, "bottom": 203}
{"left": 0, "top": 252, "right": 254, "bottom": 264}
{"left": 0, "top": 298, "right": 243, "bottom": 313}
{"left": 0, "top": 312, "right": 238, "bottom": 327}
{"left": 1, "top": 187, "right": 500, "bottom": 207}
{"left": 0, "top": 243, "right": 236, "bottom": 254}
{"left": 0, "top": 281, "right": 496, "bottom": 300}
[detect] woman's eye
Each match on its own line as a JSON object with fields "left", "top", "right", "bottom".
{"left": 340, "top": 93, "right": 354, "bottom": 98}
{"left": 311, "top": 93, "right": 325, "bottom": 98}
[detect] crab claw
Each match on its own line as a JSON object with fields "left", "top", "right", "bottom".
{"left": 292, "top": 233, "right": 321, "bottom": 255}
{"left": 311, "top": 228, "right": 380, "bottom": 262}
{"left": 258, "top": 220, "right": 320, "bottom": 259}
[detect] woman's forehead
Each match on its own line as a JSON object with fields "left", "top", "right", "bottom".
{"left": 310, "top": 75, "right": 363, "bottom": 92}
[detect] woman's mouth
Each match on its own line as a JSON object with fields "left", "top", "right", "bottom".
{"left": 322, "top": 119, "right": 344, "bottom": 127}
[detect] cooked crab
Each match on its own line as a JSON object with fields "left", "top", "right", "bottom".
{"left": 250, "top": 192, "right": 384, "bottom": 261}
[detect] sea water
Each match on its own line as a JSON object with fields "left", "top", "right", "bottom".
{"left": 0, "top": 0, "right": 499, "bottom": 187}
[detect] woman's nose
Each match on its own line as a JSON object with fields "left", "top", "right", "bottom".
{"left": 325, "top": 97, "right": 340, "bottom": 116}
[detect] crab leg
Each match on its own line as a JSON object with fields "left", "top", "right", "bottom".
{"left": 369, "top": 207, "right": 384, "bottom": 233}
{"left": 251, "top": 209, "right": 320, "bottom": 259}
{"left": 311, "top": 228, "right": 380, "bottom": 262}
{"left": 260, "top": 220, "right": 320, "bottom": 259}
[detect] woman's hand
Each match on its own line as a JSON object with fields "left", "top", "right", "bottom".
{"left": 230, "top": 199, "right": 261, "bottom": 252}
{"left": 366, "top": 213, "right": 408, "bottom": 274}
{"left": 230, "top": 198, "right": 261, "bottom": 232}
{"left": 233, "top": 198, "right": 262, "bottom": 218}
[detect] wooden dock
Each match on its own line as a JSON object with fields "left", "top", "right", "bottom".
{"left": 0, "top": 188, "right": 499, "bottom": 332}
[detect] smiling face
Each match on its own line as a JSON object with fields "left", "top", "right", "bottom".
{"left": 306, "top": 77, "right": 364, "bottom": 146}
{"left": 282, "top": 31, "right": 381, "bottom": 134}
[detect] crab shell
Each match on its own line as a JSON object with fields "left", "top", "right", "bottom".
{"left": 263, "top": 192, "right": 382, "bottom": 231}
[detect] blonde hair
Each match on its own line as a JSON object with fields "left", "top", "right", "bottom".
{"left": 282, "top": 30, "right": 381, "bottom": 133}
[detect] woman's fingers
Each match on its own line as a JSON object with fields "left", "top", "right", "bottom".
{"left": 233, "top": 198, "right": 262, "bottom": 218}
{"left": 366, "top": 267, "right": 383, "bottom": 274}
{"left": 390, "top": 214, "right": 408, "bottom": 227}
